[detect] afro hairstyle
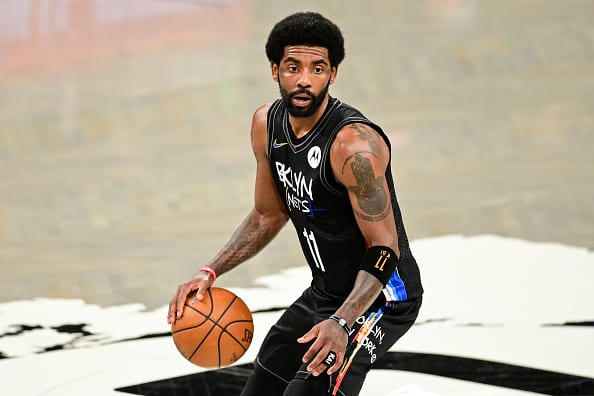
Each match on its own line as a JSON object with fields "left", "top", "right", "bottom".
{"left": 265, "top": 12, "right": 345, "bottom": 67}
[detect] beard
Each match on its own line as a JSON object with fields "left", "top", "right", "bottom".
{"left": 279, "top": 80, "right": 330, "bottom": 118}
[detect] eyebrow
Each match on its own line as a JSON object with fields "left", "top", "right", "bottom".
{"left": 283, "top": 56, "right": 329, "bottom": 66}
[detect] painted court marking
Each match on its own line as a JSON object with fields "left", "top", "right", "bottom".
{"left": 0, "top": 235, "right": 592, "bottom": 395}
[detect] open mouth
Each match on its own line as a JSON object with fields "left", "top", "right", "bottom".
{"left": 291, "top": 93, "right": 312, "bottom": 107}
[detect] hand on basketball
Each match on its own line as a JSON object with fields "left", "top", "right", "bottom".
{"left": 298, "top": 319, "right": 348, "bottom": 376}
{"left": 167, "top": 271, "right": 214, "bottom": 324}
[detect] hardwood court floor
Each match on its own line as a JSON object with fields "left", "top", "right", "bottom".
{"left": 0, "top": 0, "right": 593, "bottom": 309}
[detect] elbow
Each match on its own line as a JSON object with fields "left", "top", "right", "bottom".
{"left": 367, "top": 236, "right": 400, "bottom": 257}
{"left": 273, "top": 211, "right": 290, "bottom": 230}
{"left": 252, "top": 207, "right": 289, "bottom": 232}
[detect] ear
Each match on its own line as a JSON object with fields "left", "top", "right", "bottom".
{"left": 271, "top": 62, "right": 279, "bottom": 82}
{"left": 329, "top": 66, "right": 338, "bottom": 84}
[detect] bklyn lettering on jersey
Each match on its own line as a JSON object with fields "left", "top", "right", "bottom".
{"left": 274, "top": 161, "right": 315, "bottom": 214}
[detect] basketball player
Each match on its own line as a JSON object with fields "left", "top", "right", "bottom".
{"left": 168, "top": 12, "right": 423, "bottom": 396}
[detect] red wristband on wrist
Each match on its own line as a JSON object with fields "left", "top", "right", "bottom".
{"left": 199, "top": 267, "right": 217, "bottom": 281}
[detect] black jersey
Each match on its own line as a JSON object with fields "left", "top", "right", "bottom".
{"left": 266, "top": 96, "right": 423, "bottom": 303}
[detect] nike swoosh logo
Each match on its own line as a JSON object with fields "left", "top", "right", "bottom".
{"left": 273, "top": 139, "right": 289, "bottom": 149}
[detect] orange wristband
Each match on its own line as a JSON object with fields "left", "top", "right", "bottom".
{"left": 199, "top": 266, "right": 217, "bottom": 281}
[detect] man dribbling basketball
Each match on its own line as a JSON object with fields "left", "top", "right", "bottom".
{"left": 168, "top": 12, "right": 423, "bottom": 396}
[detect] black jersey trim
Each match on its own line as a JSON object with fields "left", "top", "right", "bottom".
{"left": 266, "top": 99, "right": 284, "bottom": 159}
{"left": 281, "top": 97, "right": 342, "bottom": 154}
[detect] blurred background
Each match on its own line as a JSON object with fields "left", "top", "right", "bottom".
{"left": 0, "top": 0, "right": 592, "bottom": 310}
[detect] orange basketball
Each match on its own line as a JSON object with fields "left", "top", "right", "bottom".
{"left": 171, "top": 287, "right": 254, "bottom": 368}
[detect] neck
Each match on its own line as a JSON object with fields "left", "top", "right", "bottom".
{"left": 288, "top": 94, "right": 330, "bottom": 138}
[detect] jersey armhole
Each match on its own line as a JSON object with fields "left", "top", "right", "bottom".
{"left": 266, "top": 99, "right": 283, "bottom": 158}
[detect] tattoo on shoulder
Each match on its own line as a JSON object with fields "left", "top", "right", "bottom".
{"left": 346, "top": 153, "right": 390, "bottom": 221}
{"left": 350, "top": 123, "right": 380, "bottom": 154}
{"left": 341, "top": 151, "right": 376, "bottom": 176}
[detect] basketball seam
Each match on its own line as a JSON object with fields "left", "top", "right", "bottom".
{"left": 216, "top": 318, "right": 253, "bottom": 355}
{"left": 188, "top": 295, "right": 241, "bottom": 366}
{"left": 171, "top": 311, "right": 209, "bottom": 334}
{"left": 213, "top": 296, "right": 239, "bottom": 367}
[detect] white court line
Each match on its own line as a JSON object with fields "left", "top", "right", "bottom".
{"left": 0, "top": 235, "right": 592, "bottom": 395}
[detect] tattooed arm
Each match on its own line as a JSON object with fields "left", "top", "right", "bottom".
{"left": 207, "top": 104, "right": 290, "bottom": 274}
{"left": 330, "top": 122, "right": 399, "bottom": 321}
{"left": 168, "top": 104, "right": 289, "bottom": 324}
{"left": 299, "top": 122, "right": 398, "bottom": 376}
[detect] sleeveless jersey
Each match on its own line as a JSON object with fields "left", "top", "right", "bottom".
{"left": 266, "top": 96, "right": 423, "bottom": 303}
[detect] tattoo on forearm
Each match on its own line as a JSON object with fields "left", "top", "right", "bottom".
{"left": 340, "top": 272, "right": 384, "bottom": 322}
{"left": 217, "top": 216, "right": 275, "bottom": 273}
{"left": 346, "top": 154, "right": 389, "bottom": 221}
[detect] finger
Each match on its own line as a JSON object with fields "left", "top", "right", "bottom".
{"left": 167, "top": 296, "right": 174, "bottom": 323}
{"left": 175, "top": 284, "right": 193, "bottom": 320}
{"left": 167, "top": 287, "right": 182, "bottom": 324}
{"left": 167, "top": 304, "right": 176, "bottom": 324}
{"left": 308, "top": 359, "right": 325, "bottom": 376}
{"left": 297, "top": 326, "right": 318, "bottom": 344}
{"left": 193, "top": 280, "right": 211, "bottom": 302}
{"left": 167, "top": 301, "right": 174, "bottom": 324}
{"left": 310, "top": 362, "right": 327, "bottom": 376}
{"left": 168, "top": 273, "right": 212, "bottom": 323}
{"left": 306, "top": 345, "right": 332, "bottom": 373}
{"left": 309, "top": 349, "right": 339, "bottom": 376}
{"left": 302, "top": 343, "right": 321, "bottom": 364}
{"left": 301, "top": 336, "right": 324, "bottom": 363}
{"left": 326, "top": 352, "right": 345, "bottom": 375}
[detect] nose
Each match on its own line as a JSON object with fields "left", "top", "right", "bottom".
{"left": 297, "top": 69, "right": 312, "bottom": 88}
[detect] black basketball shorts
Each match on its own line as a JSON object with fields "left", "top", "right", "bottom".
{"left": 240, "top": 286, "right": 422, "bottom": 396}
